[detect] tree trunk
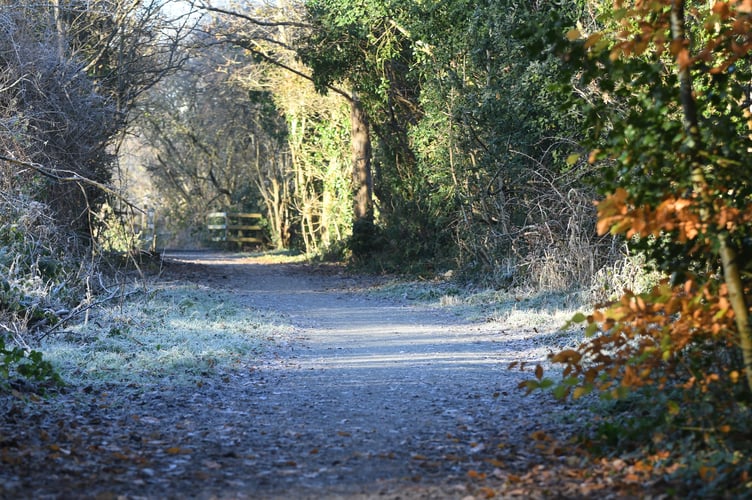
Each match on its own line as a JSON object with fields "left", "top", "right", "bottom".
{"left": 350, "top": 91, "right": 373, "bottom": 223}
{"left": 51, "top": 0, "right": 65, "bottom": 59}
{"left": 671, "top": 0, "right": 752, "bottom": 392}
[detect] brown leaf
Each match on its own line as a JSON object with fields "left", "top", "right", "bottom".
{"left": 112, "top": 451, "right": 131, "bottom": 461}
{"left": 166, "top": 446, "right": 191, "bottom": 455}
{"left": 477, "top": 486, "right": 497, "bottom": 498}
{"left": 530, "top": 430, "right": 549, "bottom": 441}
{"left": 699, "top": 466, "right": 717, "bottom": 482}
{"left": 623, "top": 472, "right": 641, "bottom": 483}
{"left": 467, "top": 469, "right": 487, "bottom": 480}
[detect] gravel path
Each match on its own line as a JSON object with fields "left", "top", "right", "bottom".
{"left": 159, "top": 252, "right": 567, "bottom": 499}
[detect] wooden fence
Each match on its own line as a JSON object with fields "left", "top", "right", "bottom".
{"left": 206, "top": 212, "right": 264, "bottom": 246}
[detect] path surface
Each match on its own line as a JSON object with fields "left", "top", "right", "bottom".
{"left": 1, "top": 252, "right": 595, "bottom": 500}
{"left": 159, "top": 252, "right": 564, "bottom": 499}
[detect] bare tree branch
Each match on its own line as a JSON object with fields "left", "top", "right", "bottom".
{"left": 0, "top": 153, "right": 144, "bottom": 213}
{"left": 200, "top": 2, "right": 312, "bottom": 29}
{"left": 222, "top": 35, "right": 352, "bottom": 102}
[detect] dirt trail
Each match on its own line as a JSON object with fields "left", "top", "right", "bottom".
{"left": 160, "top": 252, "right": 562, "bottom": 499}
{"left": 1, "top": 252, "right": 583, "bottom": 500}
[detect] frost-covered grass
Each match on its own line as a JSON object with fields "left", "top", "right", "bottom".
{"left": 370, "top": 278, "right": 587, "bottom": 331}
{"left": 40, "top": 282, "right": 294, "bottom": 386}
{"left": 458, "top": 288, "right": 586, "bottom": 328}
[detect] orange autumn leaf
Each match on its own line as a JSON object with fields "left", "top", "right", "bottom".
{"left": 530, "top": 430, "right": 550, "bottom": 441}
{"left": 712, "top": 1, "right": 731, "bottom": 15}
{"left": 467, "top": 469, "right": 487, "bottom": 480}
{"left": 699, "top": 466, "right": 718, "bottom": 482}
{"left": 588, "top": 148, "right": 601, "bottom": 164}
{"left": 738, "top": 0, "right": 752, "bottom": 14}
{"left": 551, "top": 349, "right": 582, "bottom": 364}
{"left": 676, "top": 48, "right": 692, "bottom": 69}
{"left": 593, "top": 191, "right": 749, "bottom": 242}
{"left": 477, "top": 486, "right": 497, "bottom": 498}
{"left": 623, "top": 472, "right": 642, "bottom": 483}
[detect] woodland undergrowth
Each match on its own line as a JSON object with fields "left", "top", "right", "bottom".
{"left": 0, "top": 192, "right": 80, "bottom": 390}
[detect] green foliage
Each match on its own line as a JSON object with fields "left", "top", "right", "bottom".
{"left": 522, "top": 0, "right": 752, "bottom": 494}
{"left": 91, "top": 203, "right": 143, "bottom": 254}
{"left": 580, "top": 383, "right": 752, "bottom": 497}
{"left": 0, "top": 219, "right": 69, "bottom": 329}
{"left": 0, "top": 193, "right": 86, "bottom": 390}
{"left": 301, "top": 0, "right": 411, "bottom": 99}
{"left": 277, "top": 88, "right": 352, "bottom": 254}
{"left": 0, "top": 335, "right": 61, "bottom": 391}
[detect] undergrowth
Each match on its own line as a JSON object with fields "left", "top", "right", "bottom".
{"left": 0, "top": 193, "right": 89, "bottom": 392}
{"left": 581, "top": 383, "right": 752, "bottom": 498}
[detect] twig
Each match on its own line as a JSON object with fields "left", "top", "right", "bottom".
{"left": 200, "top": 3, "right": 312, "bottom": 29}
{"left": 37, "top": 288, "right": 143, "bottom": 341}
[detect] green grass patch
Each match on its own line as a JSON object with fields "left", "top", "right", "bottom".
{"left": 40, "top": 282, "right": 294, "bottom": 387}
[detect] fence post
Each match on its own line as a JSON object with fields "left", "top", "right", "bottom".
{"left": 147, "top": 207, "right": 156, "bottom": 252}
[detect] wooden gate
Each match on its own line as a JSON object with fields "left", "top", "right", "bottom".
{"left": 206, "top": 212, "right": 263, "bottom": 246}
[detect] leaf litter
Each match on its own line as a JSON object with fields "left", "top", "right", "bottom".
{"left": 1, "top": 251, "right": 676, "bottom": 499}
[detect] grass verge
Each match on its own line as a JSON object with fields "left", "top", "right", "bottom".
{"left": 368, "top": 278, "right": 587, "bottom": 331}
{"left": 39, "top": 280, "right": 295, "bottom": 387}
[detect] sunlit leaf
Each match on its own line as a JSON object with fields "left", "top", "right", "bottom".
{"left": 552, "top": 384, "right": 571, "bottom": 400}
{"left": 585, "top": 322, "right": 600, "bottom": 337}
{"left": 570, "top": 312, "right": 587, "bottom": 323}
{"left": 566, "top": 28, "right": 581, "bottom": 41}
{"left": 573, "top": 386, "right": 592, "bottom": 399}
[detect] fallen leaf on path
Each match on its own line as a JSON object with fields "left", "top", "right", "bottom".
{"left": 530, "top": 430, "right": 549, "bottom": 441}
{"left": 467, "top": 469, "right": 487, "bottom": 480}
{"left": 477, "top": 486, "right": 497, "bottom": 498}
{"left": 166, "top": 446, "right": 192, "bottom": 455}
